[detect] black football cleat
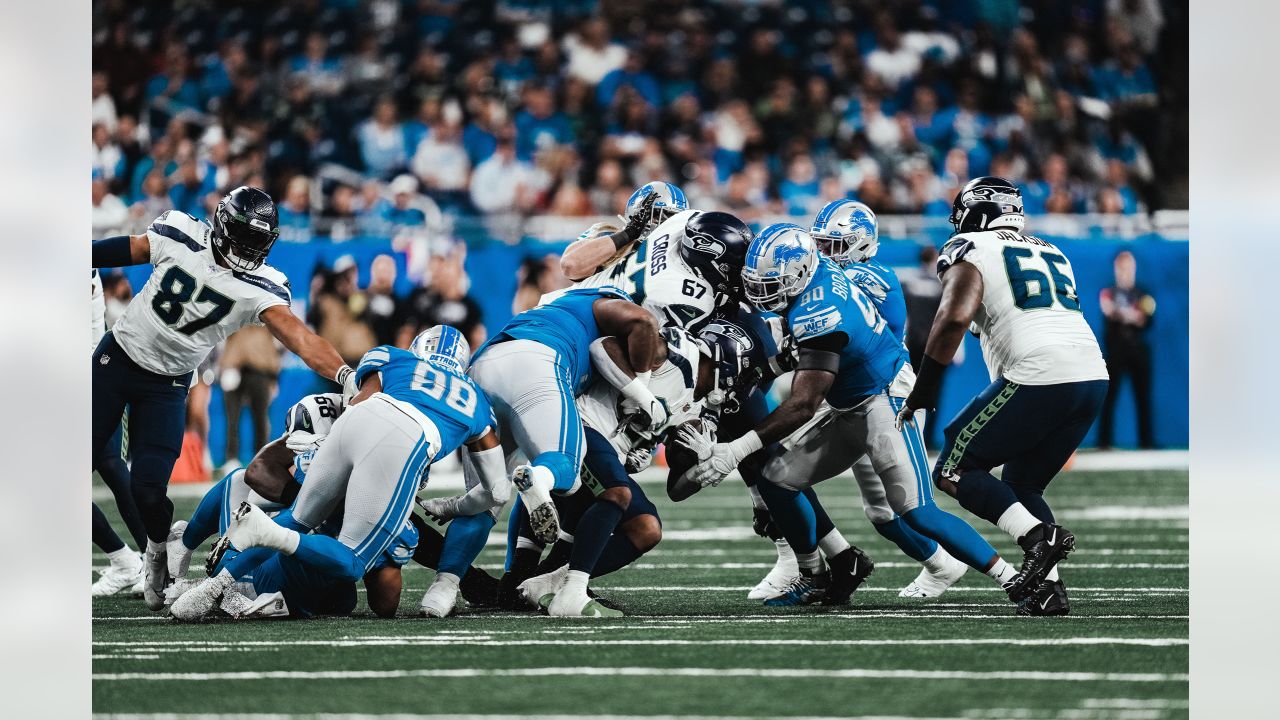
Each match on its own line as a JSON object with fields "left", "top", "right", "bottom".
{"left": 496, "top": 568, "right": 536, "bottom": 611}
{"left": 764, "top": 568, "right": 830, "bottom": 606}
{"left": 205, "top": 536, "right": 233, "bottom": 577}
{"left": 821, "top": 546, "right": 875, "bottom": 605}
{"left": 1016, "top": 579, "right": 1070, "bottom": 616}
{"left": 459, "top": 566, "right": 501, "bottom": 607}
{"left": 1007, "top": 523, "right": 1076, "bottom": 601}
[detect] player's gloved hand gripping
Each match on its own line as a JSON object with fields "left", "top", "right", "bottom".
{"left": 675, "top": 422, "right": 759, "bottom": 488}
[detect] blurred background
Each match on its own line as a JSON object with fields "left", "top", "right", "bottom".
{"left": 90, "top": 0, "right": 1187, "bottom": 479}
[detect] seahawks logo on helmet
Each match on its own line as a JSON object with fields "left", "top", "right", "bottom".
{"left": 702, "top": 321, "right": 754, "bottom": 353}
{"left": 684, "top": 230, "right": 726, "bottom": 258}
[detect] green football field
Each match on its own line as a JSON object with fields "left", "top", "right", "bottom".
{"left": 91, "top": 462, "right": 1188, "bottom": 720}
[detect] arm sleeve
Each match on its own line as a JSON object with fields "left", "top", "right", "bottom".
{"left": 355, "top": 346, "right": 394, "bottom": 386}
{"left": 448, "top": 442, "right": 511, "bottom": 517}
{"left": 91, "top": 236, "right": 135, "bottom": 268}
{"left": 589, "top": 337, "right": 636, "bottom": 391}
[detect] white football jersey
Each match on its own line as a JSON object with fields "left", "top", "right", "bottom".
{"left": 91, "top": 269, "right": 106, "bottom": 352}
{"left": 542, "top": 209, "right": 716, "bottom": 331}
{"left": 111, "top": 210, "right": 292, "bottom": 376}
{"left": 578, "top": 327, "right": 705, "bottom": 460}
{"left": 938, "top": 228, "right": 1107, "bottom": 385}
{"left": 283, "top": 392, "right": 346, "bottom": 475}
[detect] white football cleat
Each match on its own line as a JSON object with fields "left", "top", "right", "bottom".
{"left": 164, "top": 578, "right": 199, "bottom": 606}
{"left": 91, "top": 554, "right": 143, "bottom": 597}
{"left": 517, "top": 564, "right": 568, "bottom": 610}
{"left": 166, "top": 520, "right": 193, "bottom": 579}
{"left": 226, "top": 502, "right": 294, "bottom": 553}
{"left": 547, "top": 584, "right": 623, "bottom": 618}
{"left": 169, "top": 569, "right": 234, "bottom": 622}
{"left": 142, "top": 545, "right": 170, "bottom": 611}
{"left": 217, "top": 586, "right": 254, "bottom": 618}
{"left": 420, "top": 573, "right": 461, "bottom": 618}
{"left": 748, "top": 540, "right": 800, "bottom": 600}
{"left": 899, "top": 549, "right": 969, "bottom": 598}
{"left": 511, "top": 464, "right": 559, "bottom": 545}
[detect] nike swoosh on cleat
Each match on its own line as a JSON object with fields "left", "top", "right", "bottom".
{"left": 1040, "top": 596, "right": 1054, "bottom": 610}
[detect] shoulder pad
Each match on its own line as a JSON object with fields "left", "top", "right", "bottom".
{"left": 148, "top": 210, "right": 210, "bottom": 253}
{"left": 937, "top": 235, "right": 978, "bottom": 275}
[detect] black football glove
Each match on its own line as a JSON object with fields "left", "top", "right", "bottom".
{"left": 752, "top": 506, "right": 780, "bottom": 540}
{"left": 622, "top": 193, "right": 658, "bottom": 241}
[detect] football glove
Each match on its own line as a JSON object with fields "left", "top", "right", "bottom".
{"left": 752, "top": 507, "right": 779, "bottom": 538}
{"left": 336, "top": 366, "right": 359, "bottom": 403}
{"left": 624, "top": 446, "right": 654, "bottom": 474}
{"left": 285, "top": 430, "right": 326, "bottom": 455}
{"left": 622, "top": 193, "right": 658, "bottom": 241}
{"left": 417, "top": 496, "right": 458, "bottom": 523}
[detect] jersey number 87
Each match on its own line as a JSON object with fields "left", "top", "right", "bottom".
{"left": 411, "top": 362, "right": 477, "bottom": 417}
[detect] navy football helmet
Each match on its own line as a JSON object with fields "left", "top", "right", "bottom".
{"left": 212, "top": 186, "right": 280, "bottom": 272}
{"left": 948, "top": 176, "right": 1025, "bottom": 235}
{"left": 679, "top": 211, "right": 754, "bottom": 302}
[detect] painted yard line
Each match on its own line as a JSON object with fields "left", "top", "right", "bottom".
{"left": 92, "top": 666, "right": 1188, "bottom": 683}
{"left": 619, "top": 562, "right": 1187, "bottom": 570}
{"left": 91, "top": 714, "right": 966, "bottom": 720}
{"left": 92, "top": 613, "right": 1189, "bottom": 623}
{"left": 95, "top": 637, "right": 1188, "bottom": 649}
{"left": 590, "top": 585, "right": 1188, "bottom": 593}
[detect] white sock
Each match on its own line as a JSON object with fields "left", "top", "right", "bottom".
{"left": 797, "top": 549, "right": 823, "bottom": 574}
{"left": 557, "top": 530, "right": 575, "bottom": 543}
{"left": 277, "top": 528, "right": 300, "bottom": 555}
{"left": 817, "top": 529, "right": 851, "bottom": 557}
{"left": 986, "top": 558, "right": 1017, "bottom": 585}
{"left": 516, "top": 537, "right": 543, "bottom": 552}
{"left": 921, "top": 545, "right": 950, "bottom": 574}
{"left": 434, "top": 571, "right": 461, "bottom": 588}
{"left": 996, "top": 504, "right": 1042, "bottom": 541}
{"left": 106, "top": 547, "right": 138, "bottom": 567}
{"left": 1046, "top": 565, "right": 1060, "bottom": 582}
{"left": 146, "top": 538, "right": 166, "bottom": 555}
{"left": 774, "top": 539, "right": 795, "bottom": 561}
{"left": 561, "top": 569, "right": 590, "bottom": 597}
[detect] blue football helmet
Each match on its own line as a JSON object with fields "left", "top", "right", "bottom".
{"left": 811, "top": 199, "right": 878, "bottom": 266}
{"left": 949, "top": 176, "right": 1025, "bottom": 234}
{"left": 742, "top": 223, "right": 819, "bottom": 313}
{"left": 410, "top": 325, "right": 471, "bottom": 373}
{"left": 624, "top": 181, "right": 689, "bottom": 231}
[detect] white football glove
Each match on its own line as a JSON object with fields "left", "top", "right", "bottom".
{"left": 674, "top": 423, "right": 727, "bottom": 487}
{"left": 624, "top": 446, "right": 653, "bottom": 474}
{"left": 417, "top": 496, "right": 459, "bottom": 523}
{"left": 285, "top": 430, "right": 326, "bottom": 455}
{"left": 336, "top": 366, "right": 359, "bottom": 404}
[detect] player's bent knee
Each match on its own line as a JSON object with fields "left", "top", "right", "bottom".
{"left": 864, "top": 504, "right": 896, "bottom": 525}
{"left": 600, "top": 486, "right": 631, "bottom": 511}
{"left": 533, "top": 450, "right": 579, "bottom": 493}
{"left": 623, "top": 515, "right": 662, "bottom": 552}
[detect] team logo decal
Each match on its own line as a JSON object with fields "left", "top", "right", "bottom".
{"left": 99, "top": 354, "right": 110, "bottom": 365}
{"left": 684, "top": 230, "right": 725, "bottom": 258}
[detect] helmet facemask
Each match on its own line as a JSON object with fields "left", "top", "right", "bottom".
{"left": 212, "top": 204, "right": 278, "bottom": 272}
{"left": 743, "top": 267, "right": 802, "bottom": 313}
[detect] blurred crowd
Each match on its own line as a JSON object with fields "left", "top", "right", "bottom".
{"left": 92, "top": 0, "right": 1186, "bottom": 243}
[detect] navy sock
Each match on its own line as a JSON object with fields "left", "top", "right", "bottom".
{"left": 873, "top": 516, "right": 937, "bottom": 563}
{"left": 757, "top": 481, "right": 818, "bottom": 553}
{"left": 533, "top": 539, "right": 574, "bottom": 576}
{"left": 1009, "top": 484, "right": 1055, "bottom": 524}
{"left": 591, "top": 533, "right": 645, "bottom": 577}
{"left": 439, "top": 513, "right": 496, "bottom": 578}
{"left": 504, "top": 497, "right": 535, "bottom": 572}
{"left": 903, "top": 503, "right": 999, "bottom": 570}
{"left": 803, "top": 487, "right": 837, "bottom": 539}
{"left": 93, "top": 503, "right": 126, "bottom": 553}
{"left": 569, "top": 500, "right": 624, "bottom": 574}
{"left": 184, "top": 474, "right": 229, "bottom": 550}
{"left": 952, "top": 469, "right": 1020, "bottom": 525}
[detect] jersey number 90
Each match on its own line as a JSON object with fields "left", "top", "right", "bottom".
{"left": 411, "top": 363, "right": 477, "bottom": 417}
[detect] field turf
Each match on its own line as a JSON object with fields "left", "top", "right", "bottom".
{"left": 92, "top": 462, "right": 1188, "bottom": 719}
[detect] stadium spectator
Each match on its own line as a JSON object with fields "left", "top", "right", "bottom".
{"left": 364, "top": 254, "right": 404, "bottom": 347}
{"left": 91, "top": 179, "right": 128, "bottom": 238}
{"left": 358, "top": 96, "right": 409, "bottom": 178}
{"left": 564, "top": 18, "right": 626, "bottom": 86}
{"left": 307, "top": 255, "right": 378, "bottom": 366}
{"left": 398, "top": 252, "right": 486, "bottom": 351}
{"left": 1098, "top": 250, "right": 1158, "bottom": 448}
{"left": 512, "top": 254, "right": 569, "bottom": 315}
{"left": 218, "top": 326, "right": 281, "bottom": 468}
{"left": 470, "top": 128, "right": 542, "bottom": 214}
{"left": 278, "top": 176, "right": 313, "bottom": 244}
{"left": 411, "top": 106, "right": 472, "bottom": 203}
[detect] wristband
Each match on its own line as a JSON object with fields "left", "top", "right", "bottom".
{"left": 729, "top": 430, "right": 764, "bottom": 459}
{"left": 612, "top": 230, "right": 634, "bottom": 251}
{"left": 335, "top": 365, "right": 354, "bottom": 385}
{"left": 620, "top": 376, "right": 658, "bottom": 407}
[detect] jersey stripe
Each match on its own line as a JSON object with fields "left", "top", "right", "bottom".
{"left": 149, "top": 221, "right": 204, "bottom": 252}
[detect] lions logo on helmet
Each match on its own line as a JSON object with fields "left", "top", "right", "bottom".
{"left": 410, "top": 325, "right": 471, "bottom": 373}
{"left": 811, "top": 200, "right": 878, "bottom": 266}
{"left": 742, "top": 224, "right": 819, "bottom": 313}
{"left": 624, "top": 181, "right": 689, "bottom": 232}
{"left": 949, "top": 176, "right": 1026, "bottom": 234}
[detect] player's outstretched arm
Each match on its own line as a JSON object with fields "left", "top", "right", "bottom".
{"left": 91, "top": 234, "right": 150, "bottom": 268}
{"left": 561, "top": 194, "right": 656, "bottom": 279}
{"left": 260, "top": 305, "right": 358, "bottom": 398}
{"left": 900, "top": 262, "right": 984, "bottom": 421}
{"left": 593, "top": 298, "right": 667, "bottom": 373}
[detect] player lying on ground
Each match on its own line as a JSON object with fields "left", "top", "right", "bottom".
{"left": 680, "top": 224, "right": 1025, "bottom": 608}
{"left": 505, "top": 323, "right": 750, "bottom": 616}
{"left": 166, "top": 389, "right": 498, "bottom": 618}
{"left": 895, "top": 177, "right": 1110, "bottom": 616}
{"left": 92, "top": 186, "right": 359, "bottom": 610}
{"left": 171, "top": 326, "right": 510, "bottom": 620}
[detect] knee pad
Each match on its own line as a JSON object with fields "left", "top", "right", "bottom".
{"left": 533, "top": 451, "right": 579, "bottom": 493}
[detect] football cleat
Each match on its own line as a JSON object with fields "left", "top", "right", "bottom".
{"left": 169, "top": 569, "right": 234, "bottom": 622}
{"left": 517, "top": 564, "right": 568, "bottom": 610}
{"left": 822, "top": 546, "right": 874, "bottom": 605}
{"left": 459, "top": 566, "right": 502, "bottom": 607}
{"left": 226, "top": 502, "right": 293, "bottom": 553}
{"left": 763, "top": 569, "right": 830, "bottom": 607}
{"left": 142, "top": 545, "right": 170, "bottom": 611}
{"left": 166, "top": 520, "right": 193, "bottom": 579}
{"left": 899, "top": 550, "right": 969, "bottom": 598}
{"left": 497, "top": 567, "right": 536, "bottom": 610}
{"left": 205, "top": 535, "right": 232, "bottom": 577}
{"left": 748, "top": 540, "right": 800, "bottom": 601}
{"left": 91, "top": 554, "right": 143, "bottom": 598}
{"left": 1017, "top": 579, "right": 1070, "bottom": 616}
{"left": 420, "top": 575, "right": 461, "bottom": 618}
{"left": 240, "top": 590, "right": 290, "bottom": 619}
{"left": 163, "top": 578, "right": 199, "bottom": 606}
{"left": 548, "top": 587, "right": 624, "bottom": 618}
{"left": 511, "top": 465, "right": 560, "bottom": 545}
{"left": 1006, "top": 523, "right": 1076, "bottom": 601}
{"left": 217, "top": 586, "right": 254, "bottom": 618}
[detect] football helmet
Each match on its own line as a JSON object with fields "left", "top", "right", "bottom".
{"left": 410, "top": 325, "right": 472, "bottom": 373}
{"left": 623, "top": 181, "right": 689, "bottom": 231}
{"left": 948, "top": 176, "right": 1026, "bottom": 234}
{"left": 811, "top": 199, "right": 878, "bottom": 266}
{"left": 679, "top": 211, "right": 754, "bottom": 301}
{"left": 212, "top": 186, "right": 280, "bottom": 272}
{"left": 696, "top": 319, "right": 762, "bottom": 410}
{"left": 742, "top": 223, "right": 819, "bottom": 313}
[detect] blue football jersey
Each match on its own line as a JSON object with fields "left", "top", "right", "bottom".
{"left": 842, "top": 259, "right": 906, "bottom": 343}
{"left": 478, "top": 286, "right": 633, "bottom": 392}
{"left": 355, "top": 345, "right": 495, "bottom": 454}
{"left": 786, "top": 257, "right": 907, "bottom": 408}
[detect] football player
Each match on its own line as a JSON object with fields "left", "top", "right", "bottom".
{"left": 92, "top": 186, "right": 359, "bottom": 609}
{"left": 810, "top": 200, "right": 968, "bottom": 598}
{"left": 895, "top": 177, "right": 1109, "bottom": 615}
{"left": 682, "top": 224, "right": 1024, "bottom": 606}
{"left": 173, "top": 325, "right": 511, "bottom": 620}
{"left": 507, "top": 323, "right": 750, "bottom": 616}
{"left": 558, "top": 181, "right": 689, "bottom": 281}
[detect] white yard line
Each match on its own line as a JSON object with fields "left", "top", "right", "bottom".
{"left": 589, "top": 585, "right": 1188, "bottom": 593}
{"left": 94, "top": 637, "right": 1187, "bottom": 650}
{"left": 92, "top": 714, "right": 966, "bottom": 720}
{"left": 92, "top": 666, "right": 1188, "bottom": 683}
